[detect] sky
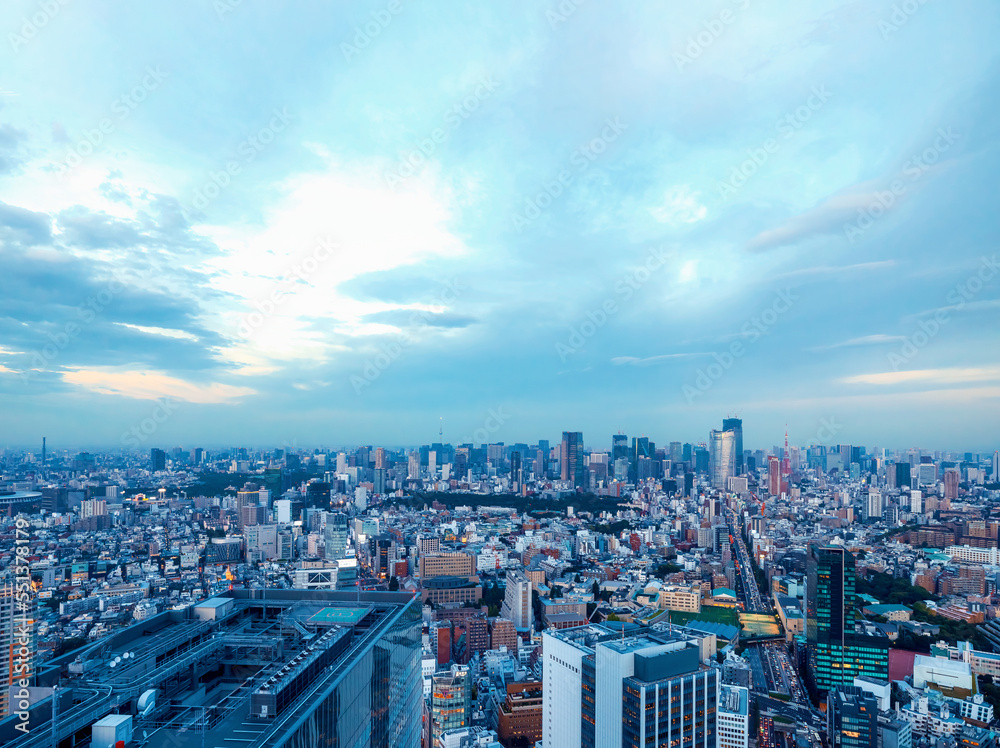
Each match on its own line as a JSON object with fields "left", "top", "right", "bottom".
{"left": 1, "top": 0, "right": 999, "bottom": 453}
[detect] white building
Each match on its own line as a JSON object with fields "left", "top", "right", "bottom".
{"left": 500, "top": 569, "right": 532, "bottom": 632}
{"left": 944, "top": 545, "right": 999, "bottom": 565}
{"left": 912, "top": 655, "right": 973, "bottom": 691}
{"left": 717, "top": 684, "right": 750, "bottom": 748}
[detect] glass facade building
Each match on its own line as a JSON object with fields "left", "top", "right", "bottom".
{"left": 806, "top": 546, "right": 889, "bottom": 693}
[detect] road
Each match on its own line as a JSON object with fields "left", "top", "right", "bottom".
{"left": 728, "top": 510, "right": 769, "bottom": 614}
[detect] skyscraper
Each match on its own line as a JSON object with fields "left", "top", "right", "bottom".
{"left": 543, "top": 624, "right": 718, "bottom": 748}
{"left": 431, "top": 664, "right": 472, "bottom": 742}
{"left": 324, "top": 512, "right": 349, "bottom": 561}
{"left": 150, "top": 447, "right": 166, "bottom": 471}
{"left": 561, "top": 431, "right": 584, "bottom": 487}
{"left": 768, "top": 456, "right": 781, "bottom": 497}
{"left": 944, "top": 468, "right": 960, "bottom": 500}
{"left": 612, "top": 433, "right": 629, "bottom": 469}
{"left": 806, "top": 546, "right": 889, "bottom": 693}
{"left": 500, "top": 569, "right": 532, "bottom": 632}
{"left": 511, "top": 450, "right": 522, "bottom": 491}
{"left": 828, "top": 685, "right": 879, "bottom": 748}
{"left": 709, "top": 429, "right": 736, "bottom": 489}
{"left": 722, "top": 417, "right": 743, "bottom": 475}
{"left": 718, "top": 684, "right": 751, "bottom": 748}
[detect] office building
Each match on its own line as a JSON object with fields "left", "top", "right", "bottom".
{"left": 561, "top": 431, "right": 585, "bottom": 487}
{"left": 431, "top": 664, "right": 472, "bottom": 743}
{"left": 828, "top": 685, "right": 879, "bottom": 748}
{"left": 420, "top": 553, "right": 475, "bottom": 579}
{"left": 490, "top": 618, "right": 518, "bottom": 653}
{"left": 324, "top": 512, "right": 349, "bottom": 561}
{"left": 542, "top": 623, "right": 718, "bottom": 748}
{"left": 5, "top": 590, "right": 422, "bottom": 748}
{"left": 709, "top": 429, "right": 736, "bottom": 489}
{"left": 496, "top": 682, "right": 543, "bottom": 747}
{"left": 768, "top": 457, "right": 781, "bottom": 497}
{"left": 718, "top": 684, "right": 750, "bottom": 748}
{"left": 500, "top": 569, "right": 532, "bottom": 632}
{"left": 722, "top": 418, "right": 743, "bottom": 475}
{"left": 806, "top": 546, "right": 889, "bottom": 693}
{"left": 150, "top": 447, "right": 166, "bottom": 471}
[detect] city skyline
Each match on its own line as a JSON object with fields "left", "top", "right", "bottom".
{"left": 1, "top": 2, "right": 999, "bottom": 449}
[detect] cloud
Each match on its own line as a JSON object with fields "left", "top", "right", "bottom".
{"left": 611, "top": 353, "right": 711, "bottom": 366}
{"left": 776, "top": 260, "right": 897, "bottom": 280}
{"left": 57, "top": 206, "right": 143, "bottom": 249}
{"left": 362, "top": 309, "right": 477, "bottom": 330}
{"left": 0, "top": 200, "right": 52, "bottom": 247}
{"left": 746, "top": 192, "right": 879, "bottom": 252}
{"left": 841, "top": 367, "right": 1000, "bottom": 386}
{"left": 61, "top": 367, "right": 256, "bottom": 403}
{"left": 648, "top": 186, "right": 707, "bottom": 226}
{"left": 808, "top": 334, "right": 907, "bottom": 351}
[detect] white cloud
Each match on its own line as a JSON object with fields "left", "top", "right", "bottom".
{"left": 648, "top": 185, "right": 707, "bottom": 226}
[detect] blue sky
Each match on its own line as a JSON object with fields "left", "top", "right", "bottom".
{"left": 1, "top": 0, "right": 999, "bottom": 452}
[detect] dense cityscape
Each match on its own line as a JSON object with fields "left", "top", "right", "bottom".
{"left": 1, "top": 421, "right": 999, "bottom": 748}
{"left": 3, "top": 1, "right": 998, "bottom": 747}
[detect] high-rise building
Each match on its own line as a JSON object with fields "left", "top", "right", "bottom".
{"left": 806, "top": 546, "right": 889, "bottom": 693}
{"left": 718, "top": 684, "right": 751, "bottom": 748}
{"left": 324, "top": 512, "right": 349, "bottom": 561}
{"left": 561, "top": 432, "right": 584, "bottom": 487}
{"left": 497, "top": 682, "right": 543, "bottom": 747}
{"left": 612, "top": 434, "right": 629, "bottom": 469}
{"left": 828, "top": 685, "right": 879, "bottom": 748}
{"left": 722, "top": 418, "right": 744, "bottom": 475}
{"left": 710, "top": 429, "right": 736, "bottom": 489}
{"left": 993, "top": 451, "right": 1000, "bottom": 482}
{"left": 511, "top": 451, "right": 522, "bottom": 491}
{"left": 500, "top": 569, "right": 532, "bottom": 632}
{"left": 894, "top": 462, "right": 911, "bottom": 490}
{"left": 490, "top": 618, "right": 518, "bottom": 653}
{"left": 431, "top": 664, "right": 472, "bottom": 742}
{"left": 542, "top": 624, "right": 718, "bottom": 748}
{"left": 150, "top": 447, "right": 166, "bottom": 471}
{"left": 944, "top": 468, "right": 960, "bottom": 500}
{"left": 768, "top": 456, "right": 781, "bottom": 497}
{"left": 910, "top": 490, "right": 923, "bottom": 514}
{"left": 10, "top": 590, "right": 422, "bottom": 748}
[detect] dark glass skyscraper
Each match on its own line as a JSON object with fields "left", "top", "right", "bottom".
{"left": 722, "top": 417, "right": 743, "bottom": 475}
{"left": 561, "top": 431, "right": 584, "bottom": 487}
{"left": 828, "top": 686, "right": 879, "bottom": 748}
{"left": 806, "top": 546, "right": 889, "bottom": 694}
